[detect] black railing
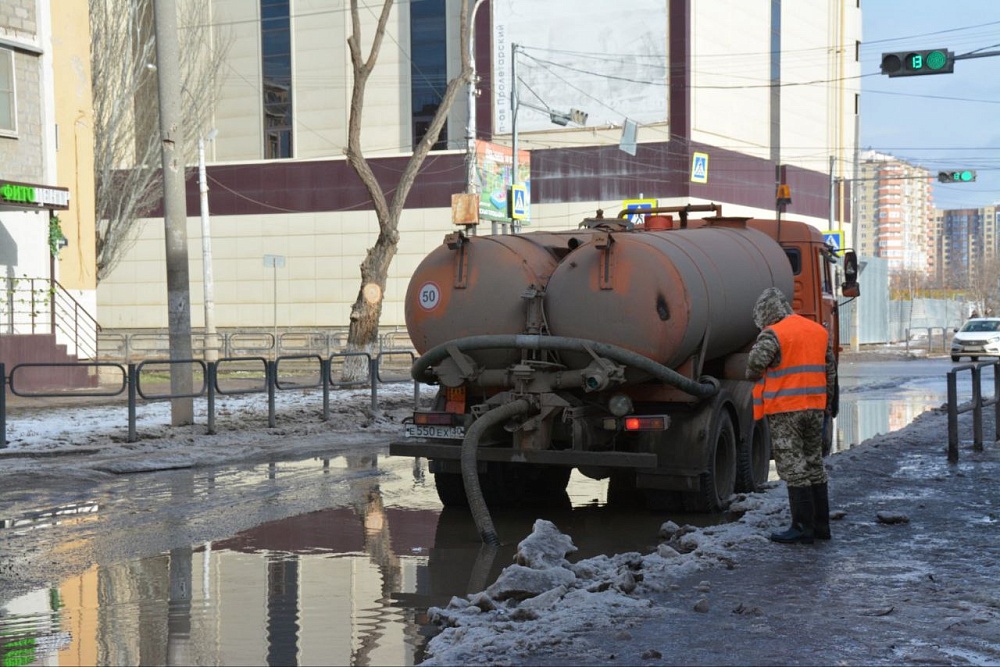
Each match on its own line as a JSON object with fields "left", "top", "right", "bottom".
{"left": 0, "top": 351, "right": 422, "bottom": 448}
{"left": 1, "top": 277, "right": 100, "bottom": 360}
{"left": 946, "top": 360, "right": 1000, "bottom": 462}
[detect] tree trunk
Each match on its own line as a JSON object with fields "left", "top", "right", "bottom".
{"left": 341, "top": 0, "right": 471, "bottom": 382}
{"left": 342, "top": 226, "right": 397, "bottom": 381}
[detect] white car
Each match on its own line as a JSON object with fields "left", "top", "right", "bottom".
{"left": 951, "top": 317, "right": 1000, "bottom": 362}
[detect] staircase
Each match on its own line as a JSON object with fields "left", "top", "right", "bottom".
{"left": 0, "top": 334, "right": 97, "bottom": 392}
{"left": 1, "top": 278, "right": 100, "bottom": 392}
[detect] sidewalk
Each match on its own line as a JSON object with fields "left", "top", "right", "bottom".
{"left": 423, "top": 405, "right": 1000, "bottom": 665}
{"left": 608, "top": 408, "right": 1000, "bottom": 665}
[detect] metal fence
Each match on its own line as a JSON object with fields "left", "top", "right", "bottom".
{"left": 95, "top": 327, "right": 413, "bottom": 363}
{"left": 946, "top": 360, "right": 1000, "bottom": 462}
{"left": 839, "top": 256, "right": 968, "bottom": 347}
{"left": 0, "top": 350, "right": 422, "bottom": 448}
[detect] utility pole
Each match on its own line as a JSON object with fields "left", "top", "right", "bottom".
{"left": 153, "top": 0, "right": 194, "bottom": 425}
{"left": 199, "top": 129, "right": 219, "bottom": 363}
{"left": 508, "top": 42, "right": 520, "bottom": 236}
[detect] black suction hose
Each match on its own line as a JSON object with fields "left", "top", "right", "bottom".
{"left": 461, "top": 398, "right": 531, "bottom": 546}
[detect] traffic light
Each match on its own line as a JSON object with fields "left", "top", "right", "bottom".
{"left": 880, "top": 49, "right": 954, "bottom": 77}
{"left": 937, "top": 170, "right": 977, "bottom": 183}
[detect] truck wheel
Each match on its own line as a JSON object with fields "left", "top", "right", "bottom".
{"left": 951, "top": 355, "right": 960, "bottom": 362}
{"left": 736, "top": 418, "right": 771, "bottom": 492}
{"left": 682, "top": 410, "right": 737, "bottom": 512}
{"left": 608, "top": 471, "right": 644, "bottom": 506}
{"left": 522, "top": 465, "right": 572, "bottom": 499}
{"left": 433, "top": 471, "right": 469, "bottom": 507}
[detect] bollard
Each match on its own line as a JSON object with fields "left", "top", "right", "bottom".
{"left": 128, "top": 363, "right": 138, "bottom": 443}
{"left": 321, "top": 357, "right": 331, "bottom": 421}
{"left": 1, "top": 363, "right": 6, "bottom": 450}
{"left": 207, "top": 361, "right": 217, "bottom": 435}
{"left": 267, "top": 360, "right": 276, "bottom": 428}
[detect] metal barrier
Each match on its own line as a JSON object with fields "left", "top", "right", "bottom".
{"left": 376, "top": 350, "right": 421, "bottom": 412}
{"left": 1, "top": 352, "right": 421, "bottom": 449}
{"left": 92, "top": 327, "right": 419, "bottom": 363}
{"left": 905, "top": 327, "right": 950, "bottom": 355}
{"left": 946, "top": 360, "right": 1000, "bottom": 462}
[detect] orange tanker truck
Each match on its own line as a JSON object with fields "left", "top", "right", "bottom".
{"left": 389, "top": 204, "right": 859, "bottom": 521}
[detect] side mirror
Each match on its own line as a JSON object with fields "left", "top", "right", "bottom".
{"left": 841, "top": 250, "right": 860, "bottom": 298}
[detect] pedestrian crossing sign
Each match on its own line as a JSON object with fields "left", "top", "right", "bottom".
{"left": 622, "top": 198, "right": 658, "bottom": 223}
{"left": 509, "top": 184, "right": 528, "bottom": 221}
{"left": 691, "top": 152, "right": 709, "bottom": 184}
{"left": 822, "top": 230, "right": 843, "bottom": 254}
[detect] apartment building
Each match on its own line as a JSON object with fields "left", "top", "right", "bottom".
{"left": 855, "top": 150, "right": 935, "bottom": 278}
{"left": 0, "top": 0, "right": 97, "bottom": 365}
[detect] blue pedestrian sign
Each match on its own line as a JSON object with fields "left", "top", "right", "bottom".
{"left": 822, "top": 230, "right": 843, "bottom": 254}
{"left": 509, "top": 184, "right": 528, "bottom": 221}
{"left": 691, "top": 152, "right": 709, "bottom": 184}
{"left": 622, "top": 198, "right": 658, "bottom": 223}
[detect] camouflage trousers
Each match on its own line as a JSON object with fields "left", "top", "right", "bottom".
{"left": 768, "top": 409, "right": 828, "bottom": 488}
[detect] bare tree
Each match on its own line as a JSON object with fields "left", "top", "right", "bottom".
{"left": 967, "top": 254, "right": 1000, "bottom": 317}
{"left": 343, "top": 0, "right": 472, "bottom": 377}
{"left": 90, "top": 0, "right": 228, "bottom": 281}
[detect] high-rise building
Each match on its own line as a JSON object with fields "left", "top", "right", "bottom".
{"left": 856, "top": 151, "right": 935, "bottom": 278}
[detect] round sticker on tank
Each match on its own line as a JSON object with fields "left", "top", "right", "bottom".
{"left": 417, "top": 282, "right": 441, "bottom": 310}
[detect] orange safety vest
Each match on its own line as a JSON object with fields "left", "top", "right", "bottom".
{"left": 752, "top": 314, "right": 829, "bottom": 420}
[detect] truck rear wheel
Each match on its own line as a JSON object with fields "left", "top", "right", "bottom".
{"left": 682, "top": 410, "right": 737, "bottom": 512}
{"left": 736, "top": 418, "right": 771, "bottom": 492}
{"left": 434, "top": 471, "right": 471, "bottom": 507}
{"left": 433, "top": 463, "right": 571, "bottom": 508}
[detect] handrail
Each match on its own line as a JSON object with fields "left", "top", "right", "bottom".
{"left": 946, "top": 359, "right": 1000, "bottom": 462}
{"left": 1, "top": 277, "right": 100, "bottom": 361}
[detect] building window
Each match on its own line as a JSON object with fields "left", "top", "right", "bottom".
{"left": 0, "top": 48, "right": 15, "bottom": 133}
{"left": 410, "top": 0, "right": 447, "bottom": 150}
{"left": 261, "top": 0, "right": 292, "bottom": 159}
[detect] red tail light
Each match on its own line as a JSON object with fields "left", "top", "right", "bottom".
{"left": 623, "top": 416, "right": 669, "bottom": 431}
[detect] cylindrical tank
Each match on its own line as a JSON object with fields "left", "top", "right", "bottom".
{"left": 544, "top": 221, "right": 794, "bottom": 369}
{"left": 405, "top": 232, "right": 586, "bottom": 366}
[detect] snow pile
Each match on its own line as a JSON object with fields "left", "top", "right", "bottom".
{"left": 422, "top": 492, "right": 789, "bottom": 666}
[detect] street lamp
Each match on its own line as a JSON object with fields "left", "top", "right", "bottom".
{"left": 199, "top": 128, "right": 219, "bottom": 362}
{"left": 465, "top": 0, "right": 490, "bottom": 198}
{"left": 508, "top": 42, "right": 588, "bottom": 234}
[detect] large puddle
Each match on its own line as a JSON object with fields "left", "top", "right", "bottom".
{"left": 0, "top": 360, "right": 969, "bottom": 666}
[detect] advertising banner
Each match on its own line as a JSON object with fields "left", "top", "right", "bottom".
{"left": 475, "top": 141, "right": 531, "bottom": 223}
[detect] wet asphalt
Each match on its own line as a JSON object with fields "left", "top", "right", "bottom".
{"left": 520, "top": 404, "right": 1000, "bottom": 665}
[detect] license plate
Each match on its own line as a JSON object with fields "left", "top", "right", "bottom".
{"left": 404, "top": 424, "right": 466, "bottom": 439}
{"left": 966, "top": 346, "right": 984, "bottom": 352}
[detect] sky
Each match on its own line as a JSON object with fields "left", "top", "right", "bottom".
{"left": 861, "top": 1, "right": 1000, "bottom": 209}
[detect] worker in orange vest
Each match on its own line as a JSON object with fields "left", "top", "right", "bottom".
{"left": 747, "top": 287, "right": 836, "bottom": 544}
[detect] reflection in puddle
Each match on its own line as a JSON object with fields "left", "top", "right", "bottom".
{"left": 0, "top": 470, "right": 726, "bottom": 667}
{"left": 0, "top": 501, "right": 100, "bottom": 533}
{"left": 833, "top": 391, "right": 943, "bottom": 454}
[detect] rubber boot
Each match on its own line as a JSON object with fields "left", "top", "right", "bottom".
{"left": 812, "top": 482, "right": 831, "bottom": 540}
{"left": 770, "top": 485, "right": 815, "bottom": 544}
